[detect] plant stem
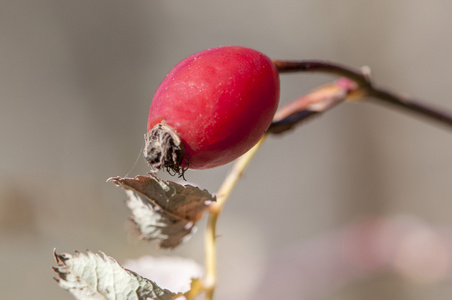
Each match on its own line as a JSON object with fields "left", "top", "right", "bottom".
{"left": 367, "top": 87, "right": 452, "bottom": 127}
{"left": 272, "top": 59, "right": 452, "bottom": 129}
{"left": 204, "top": 136, "right": 267, "bottom": 300}
{"left": 273, "top": 60, "right": 370, "bottom": 85}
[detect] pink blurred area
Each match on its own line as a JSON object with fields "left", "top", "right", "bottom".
{"left": 1, "top": 1, "right": 452, "bottom": 299}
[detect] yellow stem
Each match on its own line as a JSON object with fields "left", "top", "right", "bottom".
{"left": 203, "top": 136, "right": 267, "bottom": 300}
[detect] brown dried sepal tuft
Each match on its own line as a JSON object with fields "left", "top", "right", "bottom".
{"left": 144, "top": 122, "right": 186, "bottom": 176}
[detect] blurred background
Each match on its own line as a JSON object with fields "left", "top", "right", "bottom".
{"left": 1, "top": 0, "right": 452, "bottom": 299}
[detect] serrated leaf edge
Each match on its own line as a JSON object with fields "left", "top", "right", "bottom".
{"left": 107, "top": 175, "right": 214, "bottom": 223}
{"left": 53, "top": 249, "right": 182, "bottom": 300}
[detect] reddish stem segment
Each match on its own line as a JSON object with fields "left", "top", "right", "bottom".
{"left": 271, "top": 59, "right": 452, "bottom": 131}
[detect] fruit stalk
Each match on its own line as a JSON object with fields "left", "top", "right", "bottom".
{"left": 203, "top": 136, "right": 267, "bottom": 300}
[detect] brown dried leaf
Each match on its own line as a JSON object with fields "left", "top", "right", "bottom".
{"left": 108, "top": 174, "right": 215, "bottom": 248}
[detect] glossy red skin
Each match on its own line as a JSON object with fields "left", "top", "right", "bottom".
{"left": 147, "top": 46, "right": 280, "bottom": 170}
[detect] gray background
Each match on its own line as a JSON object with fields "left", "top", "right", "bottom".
{"left": 1, "top": 1, "right": 452, "bottom": 299}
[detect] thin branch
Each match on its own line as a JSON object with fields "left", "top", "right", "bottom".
{"left": 368, "top": 88, "right": 452, "bottom": 127}
{"left": 273, "top": 60, "right": 371, "bottom": 86}
{"left": 272, "top": 59, "right": 452, "bottom": 129}
{"left": 203, "top": 137, "right": 267, "bottom": 300}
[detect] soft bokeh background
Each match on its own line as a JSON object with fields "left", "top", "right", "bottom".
{"left": 1, "top": 1, "right": 452, "bottom": 299}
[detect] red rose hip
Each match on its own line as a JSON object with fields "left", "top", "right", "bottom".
{"left": 144, "top": 46, "right": 280, "bottom": 174}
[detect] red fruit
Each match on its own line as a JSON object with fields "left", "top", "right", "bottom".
{"left": 144, "top": 46, "right": 280, "bottom": 175}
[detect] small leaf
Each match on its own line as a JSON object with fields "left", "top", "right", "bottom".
{"left": 53, "top": 250, "right": 178, "bottom": 300}
{"left": 108, "top": 174, "right": 215, "bottom": 248}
